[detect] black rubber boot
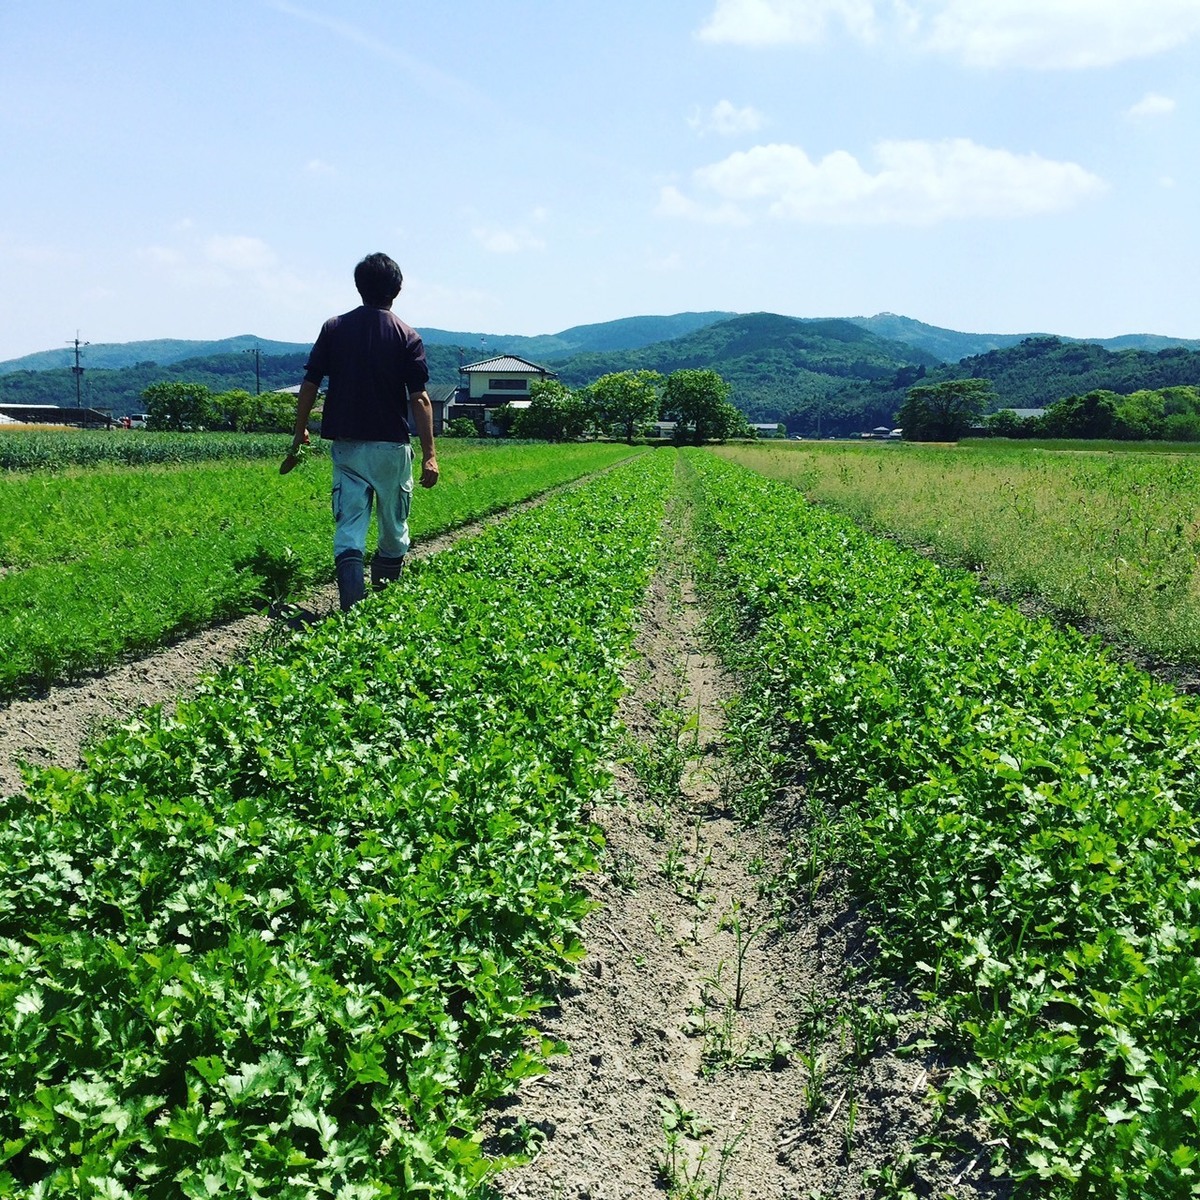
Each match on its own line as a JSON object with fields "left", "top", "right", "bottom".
{"left": 371, "top": 554, "right": 405, "bottom": 591}
{"left": 335, "top": 550, "right": 366, "bottom": 612}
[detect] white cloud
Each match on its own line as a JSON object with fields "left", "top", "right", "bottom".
{"left": 655, "top": 184, "right": 750, "bottom": 226}
{"left": 305, "top": 158, "right": 337, "bottom": 175}
{"left": 667, "top": 138, "right": 1106, "bottom": 225}
{"left": 696, "top": 0, "right": 1200, "bottom": 67}
{"left": 471, "top": 224, "right": 546, "bottom": 254}
{"left": 923, "top": 0, "right": 1200, "bottom": 69}
{"left": 205, "top": 235, "right": 278, "bottom": 272}
{"left": 138, "top": 245, "right": 184, "bottom": 267}
{"left": 1127, "top": 92, "right": 1177, "bottom": 119}
{"left": 697, "top": 0, "right": 877, "bottom": 45}
{"left": 689, "top": 99, "right": 766, "bottom": 136}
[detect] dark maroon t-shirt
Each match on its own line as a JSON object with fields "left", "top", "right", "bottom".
{"left": 303, "top": 305, "right": 429, "bottom": 443}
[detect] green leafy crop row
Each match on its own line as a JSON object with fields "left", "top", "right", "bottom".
{"left": 0, "top": 432, "right": 301, "bottom": 473}
{"left": 0, "top": 442, "right": 642, "bottom": 699}
{"left": 0, "top": 449, "right": 675, "bottom": 1197}
{"left": 684, "top": 449, "right": 1200, "bottom": 1197}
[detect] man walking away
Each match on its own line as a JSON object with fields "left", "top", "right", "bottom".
{"left": 287, "top": 252, "right": 439, "bottom": 611}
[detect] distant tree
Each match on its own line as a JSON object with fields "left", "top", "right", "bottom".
{"left": 587, "top": 369, "right": 663, "bottom": 442}
{"left": 445, "top": 416, "right": 480, "bottom": 438}
{"left": 512, "top": 380, "right": 593, "bottom": 441}
{"left": 1040, "top": 390, "right": 1118, "bottom": 439}
{"left": 983, "top": 409, "right": 1031, "bottom": 438}
{"left": 142, "top": 381, "right": 213, "bottom": 431}
{"left": 897, "top": 378, "right": 993, "bottom": 441}
{"left": 663, "top": 368, "right": 740, "bottom": 444}
{"left": 209, "top": 388, "right": 290, "bottom": 432}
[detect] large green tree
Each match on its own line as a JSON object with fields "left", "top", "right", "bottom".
{"left": 141, "top": 381, "right": 214, "bottom": 431}
{"left": 511, "top": 379, "right": 593, "bottom": 441}
{"left": 586, "top": 369, "right": 662, "bottom": 443}
{"left": 897, "top": 378, "right": 993, "bottom": 441}
{"left": 209, "top": 389, "right": 291, "bottom": 433}
{"left": 662, "top": 368, "right": 742, "bottom": 444}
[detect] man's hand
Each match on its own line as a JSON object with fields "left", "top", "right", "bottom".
{"left": 420, "top": 455, "right": 439, "bottom": 488}
{"left": 280, "top": 428, "right": 310, "bottom": 475}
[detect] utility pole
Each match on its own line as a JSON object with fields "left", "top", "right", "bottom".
{"left": 68, "top": 333, "right": 89, "bottom": 407}
{"left": 244, "top": 344, "right": 261, "bottom": 394}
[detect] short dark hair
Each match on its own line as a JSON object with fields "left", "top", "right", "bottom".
{"left": 354, "top": 252, "right": 403, "bottom": 305}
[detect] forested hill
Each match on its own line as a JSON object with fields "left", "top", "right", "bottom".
{"left": 550, "top": 313, "right": 941, "bottom": 431}
{"left": 0, "top": 336, "right": 311, "bottom": 376}
{"left": 5, "top": 317, "right": 1199, "bottom": 434}
{"left": 419, "top": 311, "right": 737, "bottom": 358}
{"left": 847, "top": 314, "right": 1200, "bottom": 362}
{"left": 0, "top": 345, "right": 466, "bottom": 420}
{"left": 828, "top": 336, "right": 1200, "bottom": 428}
{"left": 0, "top": 314, "right": 737, "bottom": 377}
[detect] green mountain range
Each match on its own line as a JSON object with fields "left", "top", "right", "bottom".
{"left": 3, "top": 311, "right": 1198, "bottom": 436}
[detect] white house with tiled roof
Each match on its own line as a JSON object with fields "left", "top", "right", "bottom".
{"left": 445, "top": 354, "right": 557, "bottom": 435}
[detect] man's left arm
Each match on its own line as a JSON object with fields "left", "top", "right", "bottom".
{"left": 409, "top": 390, "right": 439, "bottom": 488}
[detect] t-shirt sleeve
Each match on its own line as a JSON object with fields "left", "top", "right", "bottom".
{"left": 405, "top": 333, "right": 430, "bottom": 395}
{"left": 303, "top": 322, "right": 332, "bottom": 385}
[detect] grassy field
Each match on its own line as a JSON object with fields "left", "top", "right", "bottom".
{"left": 0, "top": 438, "right": 643, "bottom": 697}
{"left": 715, "top": 439, "right": 1200, "bottom": 664}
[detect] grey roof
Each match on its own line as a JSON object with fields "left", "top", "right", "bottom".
{"left": 459, "top": 355, "right": 554, "bottom": 375}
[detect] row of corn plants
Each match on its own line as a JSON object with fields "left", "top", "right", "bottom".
{"left": 0, "top": 448, "right": 676, "bottom": 1197}
{"left": 0, "top": 441, "right": 642, "bottom": 699}
{"left": 0, "top": 432, "right": 300, "bottom": 473}
{"left": 684, "top": 450, "right": 1200, "bottom": 1197}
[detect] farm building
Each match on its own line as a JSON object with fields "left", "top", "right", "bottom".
{"left": 0, "top": 404, "right": 112, "bottom": 428}
{"left": 445, "top": 355, "right": 556, "bottom": 435}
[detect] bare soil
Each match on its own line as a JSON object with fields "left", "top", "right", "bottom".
{"left": 0, "top": 486, "right": 1012, "bottom": 1198}
{"left": 489, "top": 490, "right": 1010, "bottom": 1199}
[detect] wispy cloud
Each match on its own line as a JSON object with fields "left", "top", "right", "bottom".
{"left": 662, "top": 138, "right": 1106, "bottom": 225}
{"left": 689, "top": 100, "right": 766, "bottom": 136}
{"left": 698, "top": 0, "right": 876, "bottom": 46}
{"left": 205, "top": 235, "right": 278, "bottom": 272}
{"left": 471, "top": 224, "right": 547, "bottom": 254}
{"left": 267, "top": 1, "right": 477, "bottom": 98}
{"left": 1127, "top": 92, "right": 1177, "bottom": 119}
{"left": 656, "top": 185, "right": 750, "bottom": 226}
{"left": 697, "top": 0, "right": 1200, "bottom": 68}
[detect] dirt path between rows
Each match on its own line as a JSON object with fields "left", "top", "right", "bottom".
{"left": 490, "top": 482, "right": 1009, "bottom": 1199}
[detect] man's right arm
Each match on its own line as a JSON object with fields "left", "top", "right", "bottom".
{"left": 290, "top": 379, "right": 319, "bottom": 455}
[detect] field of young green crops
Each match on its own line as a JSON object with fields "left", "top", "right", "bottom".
{"left": 685, "top": 450, "right": 1200, "bottom": 1197}
{"left": 0, "top": 449, "right": 675, "bottom": 1197}
{"left": 5, "top": 436, "right": 1200, "bottom": 1195}
{"left": 0, "top": 439, "right": 641, "bottom": 699}
{"left": 715, "top": 440, "right": 1200, "bottom": 664}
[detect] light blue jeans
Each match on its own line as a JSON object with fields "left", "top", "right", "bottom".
{"left": 331, "top": 440, "right": 415, "bottom": 560}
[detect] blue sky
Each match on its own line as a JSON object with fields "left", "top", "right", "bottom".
{"left": 2, "top": 1, "right": 1198, "bottom": 361}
